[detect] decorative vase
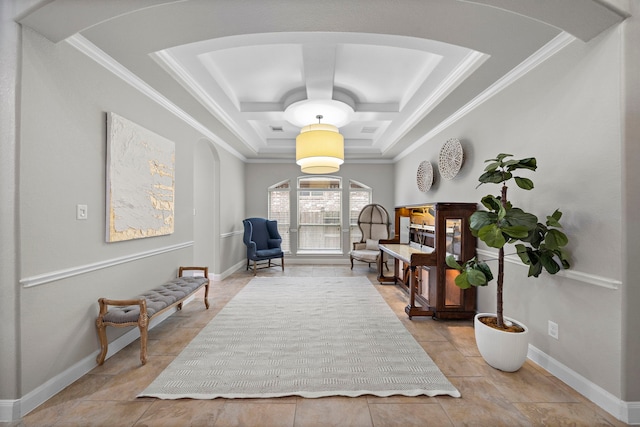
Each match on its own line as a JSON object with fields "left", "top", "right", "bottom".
{"left": 474, "top": 313, "right": 529, "bottom": 372}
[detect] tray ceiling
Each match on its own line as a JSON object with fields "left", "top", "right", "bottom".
{"left": 20, "top": 0, "right": 626, "bottom": 162}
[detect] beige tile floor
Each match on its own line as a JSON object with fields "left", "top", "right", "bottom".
{"left": 5, "top": 265, "right": 628, "bottom": 427}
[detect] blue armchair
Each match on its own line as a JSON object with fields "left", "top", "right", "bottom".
{"left": 242, "top": 218, "right": 285, "bottom": 275}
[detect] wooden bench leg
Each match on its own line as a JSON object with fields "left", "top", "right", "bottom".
{"left": 281, "top": 256, "right": 284, "bottom": 271}
{"left": 204, "top": 282, "right": 210, "bottom": 309}
{"left": 139, "top": 315, "right": 149, "bottom": 365}
{"left": 96, "top": 318, "right": 108, "bottom": 366}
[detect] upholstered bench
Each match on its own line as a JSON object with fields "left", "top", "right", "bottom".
{"left": 95, "top": 266, "right": 210, "bottom": 365}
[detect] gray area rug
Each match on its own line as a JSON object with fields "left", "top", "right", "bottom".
{"left": 139, "top": 276, "right": 460, "bottom": 399}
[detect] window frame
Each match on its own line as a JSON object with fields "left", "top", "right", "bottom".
{"left": 297, "top": 176, "right": 343, "bottom": 253}
{"left": 348, "top": 180, "right": 373, "bottom": 247}
{"left": 267, "top": 180, "right": 291, "bottom": 253}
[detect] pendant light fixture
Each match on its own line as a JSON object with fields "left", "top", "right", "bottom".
{"left": 295, "top": 115, "right": 345, "bottom": 174}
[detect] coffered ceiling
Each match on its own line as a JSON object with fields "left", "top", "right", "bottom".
{"left": 19, "top": 0, "right": 626, "bottom": 162}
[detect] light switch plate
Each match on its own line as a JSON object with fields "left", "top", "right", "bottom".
{"left": 76, "top": 204, "right": 88, "bottom": 220}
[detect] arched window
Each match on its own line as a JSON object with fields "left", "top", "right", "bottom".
{"left": 349, "top": 180, "right": 372, "bottom": 246}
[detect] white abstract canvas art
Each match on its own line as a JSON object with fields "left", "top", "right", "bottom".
{"left": 106, "top": 112, "right": 175, "bottom": 242}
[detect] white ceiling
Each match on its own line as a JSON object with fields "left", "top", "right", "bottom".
{"left": 19, "top": 0, "right": 627, "bottom": 162}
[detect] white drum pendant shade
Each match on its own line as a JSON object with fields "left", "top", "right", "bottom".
{"left": 296, "top": 123, "right": 344, "bottom": 174}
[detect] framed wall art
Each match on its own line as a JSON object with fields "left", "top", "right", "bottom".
{"left": 106, "top": 112, "right": 175, "bottom": 242}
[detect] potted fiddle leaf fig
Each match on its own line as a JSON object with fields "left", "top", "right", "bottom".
{"left": 446, "top": 153, "right": 570, "bottom": 372}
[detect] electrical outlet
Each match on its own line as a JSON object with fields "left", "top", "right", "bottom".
{"left": 548, "top": 320, "right": 559, "bottom": 339}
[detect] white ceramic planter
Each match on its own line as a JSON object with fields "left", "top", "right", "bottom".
{"left": 474, "top": 313, "right": 529, "bottom": 372}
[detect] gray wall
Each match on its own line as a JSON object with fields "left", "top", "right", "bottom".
{"left": 16, "top": 26, "right": 245, "bottom": 396}
{"left": 395, "top": 27, "right": 629, "bottom": 399}
{"left": 245, "top": 162, "right": 395, "bottom": 261}
{"left": 621, "top": 0, "right": 640, "bottom": 402}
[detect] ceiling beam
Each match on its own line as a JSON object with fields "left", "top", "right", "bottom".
{"left": 302, "top": 43, "right": 336, "bottom": 100}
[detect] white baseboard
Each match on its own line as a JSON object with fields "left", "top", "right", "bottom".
{"left": 0, "top": 399, "right": 19, "bottom": 422}
{"left": 4, "top": 305, "right": 637, "bottom": 423}
{"left": 0, "top": 305, "right": 181, "bottom": 422}
{"left": 528, "top": 345, "right": 640, "bottom": 425}
{"left": 212, "top": 260, "right": 246, "bottom": 281}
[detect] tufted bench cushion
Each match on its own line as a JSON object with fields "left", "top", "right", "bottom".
{"left": 102, "top": 277, "right": 208, "bottom": 324}
{"left": 95, "top": 267, "right": 210, "bottom": 366}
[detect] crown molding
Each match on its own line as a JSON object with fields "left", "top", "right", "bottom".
{"left": 396, "top": 32, "right": 576, "bottom": 161}
{"left": 66, "top": 34, "right": 246, "bottom": 161}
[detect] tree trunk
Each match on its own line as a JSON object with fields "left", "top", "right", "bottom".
{"left": 497, "top": 246, "right": 504, "bottom": 328}
{"left": 497, "top": 183, "right": 508, "bottom": 328}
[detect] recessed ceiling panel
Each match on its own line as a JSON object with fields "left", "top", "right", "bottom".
{"left": 335, "top": 44, "right": 442, "bottom": 105}
{"left": 199, "top": 44, "right": 304, "bottom": 104}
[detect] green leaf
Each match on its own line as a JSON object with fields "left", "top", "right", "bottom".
{"left": 546, "top": 209, "right": 563, "bottom": 228}
{"left": 540, "top": 252, "right": 561, "bottom": 275}
{"left": 455, "top": 271, "right": 471, "bottom": 289}
{"left": 503, "top": 208, "right": 538, "bottom": 229}
{"left": 469, "top": 210, "right": 495, "bottom": 232}
{"left": 484, "top": 161, "right": 500, "bottom": 172}
{"left": 559, "top": 249, "right": 571, "bottom": 269}
{"left": 497, "top": 204, "right": 507, "bottom": 220}
{"left": 480, "top": 195, "right": 502, "bottom": 212}
{"left": 527, "top": 262, "right": 542, "bottom": 277}
{"left": 445, "top": 255, "right": 462, "bottom": 270}
{"left": 515, "top": 244, "right": 531, "bottom": 265}
{"left": 514, "top": 157, "right": 537, "bottom": 171}
{"left": 545, "top": 229, "right": 569, "bottom": 249}
{"left": 495, "top": 153, "right": 512, "bottom": 162}
{"left": 514, "top": 177, "right": 534, "bottom": 190}
{"left": 478, "top": 170, "right": 505, "bottom": 184}
{"left": 501, "top": 225, "right": 531, "bottom": 239}
{"left": 466, "top": 269, "right": 488, "bottom": 286}
{"left": 476, "top": 262, "right": 494, "bottom": 282}
{"left": 477, "top": 224, "right": 506, "bottom": 248}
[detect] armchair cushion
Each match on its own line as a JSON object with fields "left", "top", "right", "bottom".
{"left": 350, "top": 249, "right": 380, "bottom": 263}
{"left": 365, "top": 239, "right": 379, "bottom": 251}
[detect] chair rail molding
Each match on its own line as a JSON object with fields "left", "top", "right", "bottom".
{"left": 475, "top": 248, "right": 621, "bottom": 290}
{"left": 20, "top": 242, "right": 194, "bottom": 288}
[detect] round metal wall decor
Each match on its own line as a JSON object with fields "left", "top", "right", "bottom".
{"left": 438, "top": 138, "right": 464, "bottom": 180}
{"left": 416, "top": 160, "right": 433, "bottom": 192}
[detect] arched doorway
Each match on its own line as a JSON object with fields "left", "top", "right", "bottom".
{"left": 193, "top": 139, "right": 220, "bottom": 274}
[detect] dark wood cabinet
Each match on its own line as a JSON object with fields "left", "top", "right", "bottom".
{"left": 378, "top": 202, "right": 477, "bottom": 320}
